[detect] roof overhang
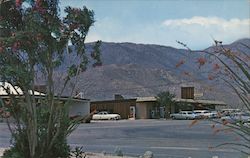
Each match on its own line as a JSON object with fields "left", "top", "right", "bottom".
{"left": 173, "top": 98, "right": 226, "bottom": 106}
{"left": 136, "top": 97, "right": 157, "bottom": 102}
{"left": 134, "top": 96, "right": 226, "bottom": 106}
{"left": 0, "top": 82, "right": 89, "bottom": 102}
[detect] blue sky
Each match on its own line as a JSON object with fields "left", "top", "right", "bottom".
{"left": 60, "top": 0, "right": 250, "bottom": 49}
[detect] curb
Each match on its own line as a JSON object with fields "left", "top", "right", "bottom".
{"left": 0, "top": 148, "right": 137, "bottom": 158}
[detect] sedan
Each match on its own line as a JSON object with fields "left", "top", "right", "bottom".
{"left": 170, "top": 111, "right": 198, "bottom": 120}
{"left": 221, "top": 112, "right": 250, "bottom": 124}
{"left": 92, "top": 111, "right": 121, "bottom": 120}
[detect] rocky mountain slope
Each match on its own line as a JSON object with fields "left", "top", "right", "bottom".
{"left": 55, "top": 38, "right": 249, "bottom": 106}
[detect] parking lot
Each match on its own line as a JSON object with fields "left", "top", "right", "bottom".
{"left": 70, "top": 119, "right": 246, "bottom": 158}
{"left": 0, "top": 120, "right": 246, "bottom": 158}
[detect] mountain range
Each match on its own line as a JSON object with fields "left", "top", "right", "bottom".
{"left": 54, "top": 38, "right": 250, "bottom": 107}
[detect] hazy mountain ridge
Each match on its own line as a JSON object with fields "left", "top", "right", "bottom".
{"left": 56, "top": 39, "right": 249, "bottom": 106}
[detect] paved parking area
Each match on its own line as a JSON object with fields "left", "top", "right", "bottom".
{"left": 68, "top": 120, "right": 246, "bottom": 158}
{"left": 0, "top": 120, "right": 247, "bottom": 158}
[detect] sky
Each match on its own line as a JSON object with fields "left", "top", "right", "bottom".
{"left": 60, "top": 0, "right": 250, "bottom": 49}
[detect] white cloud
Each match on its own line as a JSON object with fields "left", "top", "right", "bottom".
{"left": 161, "top": 16, "right": 250, "bottom": 49}
{"left": 85, "top": 32, "right": 102, "bottom": 43}
{"left": 85, "top": 16, "right": 249, "bottom": 49}
{"left": 163, "top": 16, "right": 249, "bottom": 28}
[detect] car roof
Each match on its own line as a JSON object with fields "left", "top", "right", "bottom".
{"left": 194, "top": 110, "right": 209, "bottom": 112}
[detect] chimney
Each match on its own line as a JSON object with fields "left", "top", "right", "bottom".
{"left": 114, "top": 94, "right": 124, "bottom": 100}
{"left": 181, "top": 87, "right": 194, "bottom": 99}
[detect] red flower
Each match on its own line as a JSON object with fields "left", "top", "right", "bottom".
{"left": 0, "top": 47, "right": 3, "bottom": 53}
{"left": 208, "top": 75, "right": 214, "bottom": 80}
{"left": 69, "top": 24, "right": 79, "bottom": 30}
{"left": 213, "top": 129, "right": 221, "bottom": 135}
{"left": 2, "top": 112, "right": 10, "bottom": 118}
{"left": 34, "top": 0, "right": 47, "bottom": 14}
{"left": 12, "top": 41, "right": 21, "bottom": 51}
{"left": 211, "top": 124, "right": 215, "bottom": 129}
{"left": 213, "top": 63, "right": 220, "bottom": 71}
{"left": 189, "top": 120, "right": 198, "bottom": 127}
{"left": 176, "top": 59, "right": 185, "bottom": 68}
{"left": 197, "top": 57, "right": 206, "bottom": 67}
{"left": 36, "top": 34, "right": 43, "bottom": 41}
{"left": 222, "top": 119, "right": 229, "bottom": 125}
{"left": 36, "top": 0, "right": 42, "bottom": 8}
{"left": 16, "top": 0, "right": 22, "bottom": 8}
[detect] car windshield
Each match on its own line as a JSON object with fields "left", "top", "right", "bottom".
{"left": 98, "top": 111, "right": 109, "bottom": 114}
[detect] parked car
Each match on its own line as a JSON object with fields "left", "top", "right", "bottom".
{"left": 92, "top": 111, "right": 121, "bottom": 120}
{"left": 220, "top": 109, "right": 241, "bottom": 116}
{"left": 170, "top": 111, "right": 198, "bottom": 120}
{"left": 221, "top": 112, "right": 250, "bottom": 124}
{"left": 209, "top": 111, "right": 220, "bottom": 118}
{"left": 194, "top": 110, "right": 213, "bottom": 119}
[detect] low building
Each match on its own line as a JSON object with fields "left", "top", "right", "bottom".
{"left": 91, "top": 98, "right": 136, "bottom": 119}
{"left": 172, "top": 98, "right": 226, "bottom": 112}
{"left": 0, "top": 82, "right": 90, "bottom": 119}
{"left": 90, "top": 96, "right": 158, "bottom": 119}
{"left": 90, "top": 87, "right": 226, "bottom": 119}
{"left": 136, "top": 97, "right": 157, "bottom": 119}
{"left": 90, "top": 95, "right": 226, "bottom": 119}
{"left": 56, "top": 97, "right": 90, "bottom": 118}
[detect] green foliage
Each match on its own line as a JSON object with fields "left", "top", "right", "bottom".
{"left": 156, "top": 91, "right": 175, "bottom": 118}
{"left": 1, "top": 99, "right": 76, "bottom": 158}
{"left": 177, "top": 40, "right": 250, "bottom": 155}
{"left": 0, "top": 0, "right": 101, "bottom": 158}
{"left": 156, "top": 91, "right": 175, "bottom": 107}
{"left": 71, "top": 146, "right": 86, "bottom": 158}
{"left": 2, "top": 148, "right": 25, "bottom": 158}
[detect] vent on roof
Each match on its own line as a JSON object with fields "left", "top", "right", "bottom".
{"left": 114, "top": 94, "right": 124, "bottom": 100}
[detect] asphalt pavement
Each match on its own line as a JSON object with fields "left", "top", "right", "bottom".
{"left": 0, "top": 120, "right": 248, "bottom": 158}
{"left": 68, "top": 119, "right": 247, "bottom": 158}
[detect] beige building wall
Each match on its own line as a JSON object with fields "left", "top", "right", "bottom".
{"left": 136, "top": 101, "right": 156, "bottom": 119}
{"left": 136, "top": 103, "right": 148, "bottom": 119}
{"left": 69, "top": 100, "right": 90, "bottom": 117}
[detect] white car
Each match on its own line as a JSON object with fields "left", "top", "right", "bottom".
{"left": 92, "top": 111, "right": 121, "bottom": 120}
{"left": 170, "top": 111, "right": 198, "bottom": 120}
{"left": 209, "top": 111, "right": 220, "bottom": 118}
{"left": 194, "top": 110, "right": 213, "bottom": 119}
{"left": 221, "top": 112, "right": 250, "bottom": 124}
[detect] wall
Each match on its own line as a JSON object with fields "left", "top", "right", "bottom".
{"left": 69, "top": 100, "right": 90, "bottom": 117}
{"left": 136, "top": 103, "right": 148, "bottom": 119}
{"left": 136, "top": 101, "right": 157, "bottom": 119}
{"left": 91, "top": 99, "right": 136, "bottom": 119}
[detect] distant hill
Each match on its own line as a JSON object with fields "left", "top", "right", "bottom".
{"left": 53, "top": 38, "right": 250, "bottom": 107}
